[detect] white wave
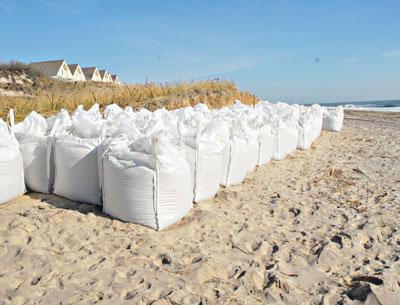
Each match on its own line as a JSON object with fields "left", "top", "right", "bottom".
{"left": 342, "top": 106, "right": 400, "bottom": 112}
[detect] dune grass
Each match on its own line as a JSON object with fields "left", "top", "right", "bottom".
{"left": 0, "top": 76, "right": 257, "bottom": 122}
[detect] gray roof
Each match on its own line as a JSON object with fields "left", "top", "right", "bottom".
{"left": 98, "top": 69, "right": 108, "bottom": 78}
{"left": 68, "top": 64, "right": 80, "bottom": 74}
{"left": 111, "top": 75, "right": 119, "bottom": 82}
{"left": 81, "top": 67, "right": 98, "bottom": 79}
{"left": 30, "top": 60, "right": 65, "bottom": 76}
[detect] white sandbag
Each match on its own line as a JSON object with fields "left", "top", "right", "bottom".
{"left": 173, "top": 106, "right": 194, "bottom": 121}
{"left": 310, "top": 105, "right": 323, "bottom": 141}
{"left": 213, "top": 106, "right": 257, "bottom": 187}
{"left": 272, "top": 120, "right": 298, "bottom": 160}
{"left": 71, "top": 104, "right": 104, "bottom": 138}
{"left": 14, "top": 110, "right": 71, "bottom": 193}
{"left": 220, "top": 135, "right": 249, "bottom": 187}
{"left": 104, "top": 103, "right": 123, "bottom": 120}
{"left": 323, "top": 106, "right": 344, "bottom": 132}
{"left": 133, "top": 109, "right": 166, "bottom": 138}
{"left": 211, "top": 108, "right": 250, "bottom": 187}
{"left": 193, "top": 103, "right": 211, "bottom": 114}
{"left": 152, "top": 108, "right": 179, "bottom": 139}
{"left": 53, "top": 104, "right": 104, "bottom": 205}
{"left": 246, "top": 109, "right": 274, "bottom": 169}
{"left": 297, "top": 127, "right": 312, "bottom": 149}
{"left": 257, "top": 124, "right": 274, "bottom": 166}
{"left": 0, "top": 116, "right": 25, "bottom": 204}
{"left": 222, "top": 100, "right": 260, "bottom": 178}
{"left": 192, "top": 140, "right": 222, "bottom": 201}
{"left": 253, "top": 103, "right": 275, "bottom": 165}
{"left": 46, "top": 109, "right": 72, "bottom": 133}
{"left": 297, "top": 104, "right": 324, "bottom": 150}
{"left": 179, "top": 120, "right": 225, "bottom": 202}
{"left": 257, "top": 101, "right": 299, "bottom": 157}
{"left": 14, "top": 112, "right": 52, "bottom": 193}
{"left": 218, "top": 118, "right": 248, "bottom": 187}
{"left": 244, "top": 109, "right": 260, "bottom": 172}
{"left": 297, "top": 116, "right": 313, "bottom": 150}
{"left": 53, "top": 135, "right": 102, "bottom": 204}
{"left": 246, "top": 128, "right": 259, "bottom": 172}
{"left": 101, "top": 134, "right": 193, "bottom": 230}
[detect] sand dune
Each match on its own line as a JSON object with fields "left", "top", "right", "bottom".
{"left": 0, "top": 111, "right": 399, "bottom": 304}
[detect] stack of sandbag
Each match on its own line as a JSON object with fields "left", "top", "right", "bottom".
{"left": 0, "top": 114, "right": 25, "bottom": 204}
{"left": 14, "top": 110, "right": 71, "bottom": 193}
{"left": 176, "top": 105, "right": 225, "bottom": 202}
{"left": 53, "top": 104, "right": 105, "bottom": 205}
{"left": 322, "top": 106, "right": 344, "bottom": 132}
{"left": 101, "top": 132, "right": 193, "bottom": 230}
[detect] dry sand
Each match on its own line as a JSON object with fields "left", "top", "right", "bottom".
{"left": 0, "top": 111, "right": 399, "bottom": 305}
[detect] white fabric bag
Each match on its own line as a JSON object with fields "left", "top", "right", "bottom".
{"left": 257, "top": 124, "right": 274, "bottom": 166}
{"left": 219, "top": 119, "right": 250, "bottom": 187}
{"left": 272, "top": 119, "right": 298, "bottom": 160}
{"left": 53, "top": 104, "right": 104, "bottom": 205}
{"left": 297, "top": 104, "right": 324, "bottom": 149}
{"left": 246, "top": 109, "right": 273, "bottom": 170}
{"left": 101, "top": 134, "right": 193, "bottom": 230}
{"left": 212, "top": 107, "right": 252, "bottom": 188}
{"left": 297, "top": 115, "right": 314, "bottom": 150}
{"left": 53, "top": 135, "right": 102, "bottom": 204}
{"left": 179, "top": 121, "right": 225, "bottom": 202}
{"left": 254, "top": 103, "right": 275, "bottom": 165}
{"left": 323, "top": 106, "right": 344, "bottom": 132}
{"left": 310, "top": 105, "right": 323, "bottom": 142}
{"left": 246, "top": 127, "right": 260, "bottom": 173}
{"left": 104, "top": 103, "right": 123, "bottom": 121}
{"left": 14, "top": 110, "right": 71, "bottom": 193}
{"left": 220, "top": 136, "right": 249, "bottom": 187}
{"left": 0, "top": 114, "right": 25, "bottom": 204}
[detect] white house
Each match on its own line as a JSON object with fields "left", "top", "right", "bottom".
{"left": 30, "top": 60, "right": 73, "bottom": 80}
{"left": 68, "top": 64, "right": 86, "bottom": 81}
{"left": 81, "top": 67, "right": 103, "bottom": 82}
{"left": 99, "top": 69, "right": 113, "bottom": 82}
{"left": 111, "top": 74, "right": 121, "bottom": 85}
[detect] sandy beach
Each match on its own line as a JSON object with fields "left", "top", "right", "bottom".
{"left": 0, "top": 110, "right": 399, "bottom": 305}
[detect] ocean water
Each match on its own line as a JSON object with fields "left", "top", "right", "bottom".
{"left": 317, "top": 99, "right": 400, "bottom": 112}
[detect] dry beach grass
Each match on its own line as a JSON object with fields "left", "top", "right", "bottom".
{"left": 0, "top": 63, "right": 256, "bottom": 122}
{"left": 0, "top": 111, "right": 399, "bottom": 304}
{"left": 0, "top": 79, "right": 256, "bottom": 122}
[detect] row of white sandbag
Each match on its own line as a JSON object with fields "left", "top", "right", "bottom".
{"left": 0, "top": 102, "right": 342, "bottom": 229}
{"left": 0, "top": 101, "right": 331, "bottom": 198}
{"left": 14, "top": 102, "right": 277, "bottom": 199}
{"left": 1, "top": 104, "right": 272, "bottom": 229}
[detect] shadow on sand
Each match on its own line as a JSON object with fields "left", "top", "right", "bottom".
{"left": 26, "top": 192, "right": 112, "bottom": 219}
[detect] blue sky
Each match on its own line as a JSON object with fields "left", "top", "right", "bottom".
{"left": 1, "top": 0, "right": 399, "bottom": 103}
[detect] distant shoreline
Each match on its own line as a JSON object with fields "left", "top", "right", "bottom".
{"left": 305, "top": 99, "right": 400, "bottom": 112}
